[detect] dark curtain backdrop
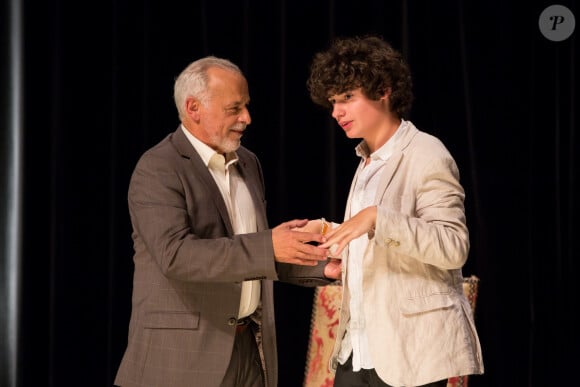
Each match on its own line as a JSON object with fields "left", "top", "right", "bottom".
{"left": 8, "top": 0, "right": 577, "bottom": 386}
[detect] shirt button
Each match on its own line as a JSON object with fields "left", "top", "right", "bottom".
{"left": 227, "top": 317, "right": 237, "bottom": 326}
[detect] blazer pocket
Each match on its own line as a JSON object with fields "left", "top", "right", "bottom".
{"left": 399, "top": 292, "right": 455, "bottom": 315}
{"left": 143, "top": 311, "right": 200, "bottom": 329}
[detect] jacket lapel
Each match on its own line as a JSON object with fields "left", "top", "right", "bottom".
{"left": 234, "top": 155, "right": 268, "bottom": 231}
{"left": 171, "top": 127, "right": 235, "bottom": 236}
{"left": 374, "top": 124, "right": 419, "bottom": 203}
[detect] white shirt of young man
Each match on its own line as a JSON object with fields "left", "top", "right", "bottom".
{"left": 182, "top": 125, "right": 260, "bottom": 319}
{"left": 337, "top": 120, "right": 409, "bottom": 371}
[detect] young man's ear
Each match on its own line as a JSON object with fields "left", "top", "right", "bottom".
{"left": 380, "top": 87, "right": 392, "bottom": 100}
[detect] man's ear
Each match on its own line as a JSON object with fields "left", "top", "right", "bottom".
{"left": 186, "top": 97, "right": 201, "bottom": 121}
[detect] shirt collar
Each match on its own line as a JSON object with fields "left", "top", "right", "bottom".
{"left": 181, "top": 125, "right": 238, "bottom": 168}
{"left": 355, "top": 119, "right": 409, "bottom": 161}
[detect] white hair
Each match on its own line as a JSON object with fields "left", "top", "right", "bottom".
{"left": 173, "top": 56, "right": 243, "bottom": 121}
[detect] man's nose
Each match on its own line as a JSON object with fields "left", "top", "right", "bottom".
{"left": 240, "top": 107, "right": 251, "bottom": 124}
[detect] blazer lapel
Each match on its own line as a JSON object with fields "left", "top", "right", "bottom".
{"left": 344, "top": 150, "right": 404, "bottom": 219}
{"left": 234, "top": 154, "right": 268, "bottom": 231}
{"left": 171, "top": 127, "right": 235, "bottom": 236}
{"left": 374, "top": 123, "right": 419, "bottom": 204}
{"left": 374, "top": 151, "right": 403, "bottom": 204}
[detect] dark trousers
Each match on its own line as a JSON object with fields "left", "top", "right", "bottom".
{"left": 221, "top": 322, "right": 264, "bottom": 387}
{"left": 334, "top": 354, "right": 448, "bottom": 387}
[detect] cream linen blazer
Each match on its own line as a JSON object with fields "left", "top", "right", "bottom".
{"left": 330, "top": 122, "right": 484, "bottom": 386}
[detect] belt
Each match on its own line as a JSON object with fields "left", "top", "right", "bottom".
{"left": 236, "top": 317, "right": 251, "bottom": 334}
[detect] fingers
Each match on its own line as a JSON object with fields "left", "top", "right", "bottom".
{"left": 319, "top": 241, "right": 345, "bottom": 257}
{"left": 318, "top": 219, "right": 359, "bottom": 252}
{"left": 297, "top": 231, "right": 327, "bottom": 245}
{"left": 279, "top": 219, "right": 309, "bottom": 230}
{"left": 295, "top": 241, "right": 329, "bottom": 260}
{"left": 272, "top": 224, "right": 329, "bottom": 264}
{"left": 319, "top": 238, "right": 341, "bottom": 250}
{"left": 319, "top": 230, "right": 347, "bottom": 256}
{"left": 330, "top": 243, "right": 345, "bottom": 257}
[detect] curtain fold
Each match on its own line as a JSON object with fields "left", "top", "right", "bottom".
{"left": 1, "top": 0, "right": 23, "bottom": 385}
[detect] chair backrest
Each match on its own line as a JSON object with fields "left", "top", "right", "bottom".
{"left": 303, "top": 275, "right": 480, "bottom": 387}
{"left": 447, "top": 275, "right": 479, "bottom": 387}
{"left": 303, "top": 282, "right": 342, "bottom": 387}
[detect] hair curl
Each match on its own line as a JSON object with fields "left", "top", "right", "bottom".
{"left": 306, "top": 35, "right": 413, "bottom": 118}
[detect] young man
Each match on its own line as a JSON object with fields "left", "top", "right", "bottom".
{"left": 305, "top": 35, "right": 484, "bottom": 386}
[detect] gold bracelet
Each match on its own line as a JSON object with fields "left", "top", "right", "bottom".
{"left": 320, "top": 218, "right": 329, "bottom": 235}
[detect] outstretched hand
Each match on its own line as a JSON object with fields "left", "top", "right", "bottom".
{"left": 272, "top": 219, "right": 329, "bottom": 266}
{"left": 319, "top": 206, "right": 377, "bottom": 257}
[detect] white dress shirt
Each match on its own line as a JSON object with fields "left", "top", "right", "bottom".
{"left": 338, "top": 120, "right": 409, "bottom": 371}
{"left": 181, "top": 126, "right": 260, "bottom": 319}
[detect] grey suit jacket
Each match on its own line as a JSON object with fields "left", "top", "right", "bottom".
{"left": 330, "top": 122, "right": 484, "bottom": 386}
{"left": 115, "top": 127, "right": 329, "bottom": 387}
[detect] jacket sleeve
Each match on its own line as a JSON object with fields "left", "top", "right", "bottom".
{"left": 128, "top": 148, "right": 279, "bottom": 283}
{"left": 374, "top": 153, "right": 469, "bottom": 270}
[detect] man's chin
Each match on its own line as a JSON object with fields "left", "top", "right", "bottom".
{"left": 221, "top": 140, "right": 241, "bottom": 153}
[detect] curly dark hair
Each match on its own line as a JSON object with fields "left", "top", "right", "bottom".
{"left": 306, "top": 35, "right": 413, "bottom": 119}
